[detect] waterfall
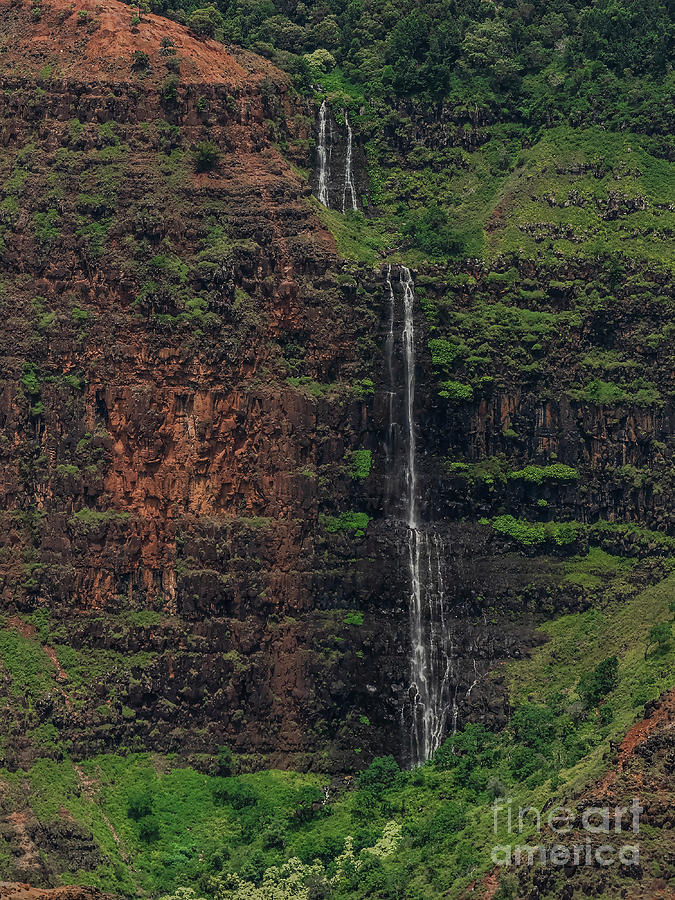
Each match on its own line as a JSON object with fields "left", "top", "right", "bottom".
{"left": 390, "top": 266, "right": 455, "bottom": 766}
{"left": 317, "top": 100, "right": 330, "bottom": 208}
{"left": 342, "top": 110, "right": 357, "bottom": 213}
{"left": 384, "top": 266, "right": 396, "bottom": 482}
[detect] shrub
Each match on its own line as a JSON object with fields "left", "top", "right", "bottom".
{"left": 428, "top": 337, "right": 463, "bottom": 367}
{"left": 291, "top": 785, "right": 323, "bottom": 825}
{"left": 509, "top": 464, "right": 579, "bottom": 484}
{"left": 579, "top": 656, "right": 618, "bottom": 707}
{"left": 358, "top": 755, "right": 400, "bottom": 794}
{"left": 348, "top": 449, "right": 372, "bottom": 480}
{"left": 321, "top": 511, "right": 371, "bottom": 538}
{"left": 212, "top": 779, "right": 257, "bottom": 809}
{"left": 161, "top": 75, "right": 180, "bottom": 104}
{"left": 194, "top": 140, "right": 220, "bottom": 172}
{"left": 215, "top": 744, "right": 233, "bottom": 776}
{"left": 439, "top": 380, "right": 473, "bottom": 401}
{"left": 645, "top": 622, "right": 672, "bottom": 658}
{"left": 492, "top": 515, "right": 545, "bottom": 547}
{"left": 404, "top": 204, "right": 466, "bottom": 258}
{"left": 131, "top": 51, "right": 150, "bottom": 74}
{"left": 138, "top": 816, "right": 160, "bottom": 843}
{"left": 127, "top": 791, "right": 153, "bottom": 820}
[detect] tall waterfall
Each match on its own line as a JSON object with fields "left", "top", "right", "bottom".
{"left": 342, "top": 110, "right": 358, "bottom": 213}
{"left": 317, "top": 100, "right": 330, "bottom": 208}
{"left": 389, "top": 266, "right": 455, "bottom": 766}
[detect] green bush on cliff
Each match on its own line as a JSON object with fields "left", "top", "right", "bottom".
{"left": 492, "top": 516, "right": 582, "bottom": 549}
{"left": 509, "top": 464, "right": 580, "bottom": 485}
{"left": 320, "top": 511, "right": 371, "bottom": 538}
{"left": 428, "top": 338, "right": 464, "bottom": 368}
{"left": 491, "top": 515, "right": 546, "bottom": 547}
{"left": 439, "top": 380, "right": 473, "bottom": 401}
{"left": 348, "top": 449, "right": 372, "bottom": 481}
{"left": 194, "top": 141, "right": 220, "bottom": 172}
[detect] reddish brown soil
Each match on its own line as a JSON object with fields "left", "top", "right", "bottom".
{"left": 0, "top": 886, "right": 110, "bottom": 900}
{"left": 598, "top": 688, "right": 675, "bottom": 794}
{"left": 0, "top": 0, "right": 283, "bottom": 85}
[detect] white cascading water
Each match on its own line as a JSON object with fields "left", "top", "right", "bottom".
{"left": 342, "top": 110, "right": 358, "bottom": 212}
{"left": 395, "top": 267, "right": 455, "bottom": 765}
{"left": 317, "top": 99, "right": 330, "bottom": 207}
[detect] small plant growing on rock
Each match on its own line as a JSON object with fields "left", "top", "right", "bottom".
{"left": 160, "top": 74, "right": 180, "bottom": 104}
{"left": 160, "top": 36, "right": 177, "bottom": 56}
{"left": 194, "top": 140, "right": 219, "bottom": 172}
{"left": 214, "top": 744, "right": 233, "bottom": 775}
{"left": 131, "top": 50, "right": 150, "bottom": 72}
{"left": 130, "top": 13, "right": 141, "bottom": 26}
{"left": 165, "top": 55, "right": 181, "bottom": 73}
{"left": 76, "top": 10, "right": 88, "bottom": 25}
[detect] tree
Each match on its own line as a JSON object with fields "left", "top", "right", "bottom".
{"left": 195, "top": 141, "right": 220, "bottom": 174}
{"left": 461, "top": 20, "right": 518, "bottom": 83}
{"left": 358, "top": 755, "right": 400, "bottom": 795}
{"left": 580, "top": 656, "right": 619, "bottom": 707}
{"left": 160, "top": 74, "right": 180, "bottom": 104}
{"left": 645, "top": 622, "right": 672, "bottom": 658}
{"left": 215, "top": 743, "right": 233, "bottom": 775}
{"left": 187, "top": 5, "right": 224, "bottom": 40}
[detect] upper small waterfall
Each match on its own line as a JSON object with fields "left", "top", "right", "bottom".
{"left": 317, "top": 99, "right": 330, "bottom": 208}
{"left": 385, "top": 266, "right": 456, "bottom": 766}
{"left": 342, "top": 110, "right": 358, "bottom": 213}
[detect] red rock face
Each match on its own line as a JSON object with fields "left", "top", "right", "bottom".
{"left": 0, "top": 0, "right": 391, "bottom": 769}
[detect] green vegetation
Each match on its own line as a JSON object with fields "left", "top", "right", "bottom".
{"left": 491, "top": 515, "right": 581, "bottom": 548}
{"left": 1, "top": 570, "right": 670, "bottom": 899}
{"left": 347, "top": 449, "right": 372, "bottom": 481}
{"left": 320, "top": 511, "right": 371, "bottom": 538}
{"left": 509, "top": 464, "right": 579, "bottom": 484}
{"left": 194, "top": 141, "right": 220, "bottom": 172}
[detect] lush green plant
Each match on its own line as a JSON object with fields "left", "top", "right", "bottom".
{"left": 509, "top": 464, "right": 579, "bottom": 484}
{"left": 348, "top": 449, "right": 372, "bottom": 480}
{"left": 439, "top": 380, "right": 473, "bottom": 401}
{"left": 127, "top": 790, "right": 154, "bottom": 820}
{"left": 321, "top": 511, "right": 371, "bottom": 538}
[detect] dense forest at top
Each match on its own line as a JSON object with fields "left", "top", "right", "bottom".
{"left": 147, "top": 0, "right": 673, "bottom": 145}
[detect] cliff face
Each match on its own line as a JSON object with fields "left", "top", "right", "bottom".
{"left": 0, "top": 0, "right": 391, "bottom": 771}
{"left": 0, "top": 0, "right": 672, "bottom": 785}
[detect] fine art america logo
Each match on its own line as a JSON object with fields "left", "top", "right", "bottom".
{"left": 492, "top": 798, "right": 641, "bottom": 868}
